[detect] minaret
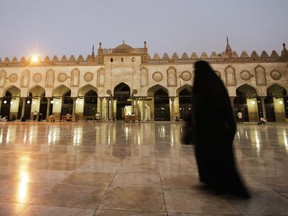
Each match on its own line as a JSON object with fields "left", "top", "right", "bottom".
{"left": 91, "top": 44, "right": 95, "bottom": 60}
{"left": 97, "top": 42, "right": 103, "bottom": 64}
{"left": 281, "top": 43, "right": 288, "bottom": 59}
{"left": 225, "top": 37, "right": 232, "bottom": 57}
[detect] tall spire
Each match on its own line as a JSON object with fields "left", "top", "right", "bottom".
{"left": 91, "top": 44, "right": 95, "bottom": 60}
{"left": 226, "top": 36, "right": 232, "bottom": 57}
{"left": 281, "top": 43, "right": 288, "bottom": 58}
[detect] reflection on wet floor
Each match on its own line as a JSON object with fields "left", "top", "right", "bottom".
{"left": 0, "top": 122, "right": 288, "bottom": 215}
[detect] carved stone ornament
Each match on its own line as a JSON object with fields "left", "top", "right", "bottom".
{"left": 270, "top": 70, "right": 282, "bottom": 80}
{"left": 152, "top": 72, "right": 163, "bottom": 82}
{"left": 33, "top": 73, "right": 42, "bottom": 83}
{"left": 181, "top": 71, "right": 192, "bottom": 81}
{"left": 9, "top": 73, "right": 18, "bottom": 83}
{"left": 58, "top": 73, "right": 67, "bottom": 82}
{"left": 240, "top": 70, "right": 252, "bottom": 81}
{"left": 84, "top": 72, "right": 93, "bottom": 82}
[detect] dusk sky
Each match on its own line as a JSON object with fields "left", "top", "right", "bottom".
{"left": 0, "top": 0, "right": 287, "bottom": 59}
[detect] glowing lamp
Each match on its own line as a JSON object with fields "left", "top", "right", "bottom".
{"left": 31, "top": 55, "right": 40, "bottom": 63}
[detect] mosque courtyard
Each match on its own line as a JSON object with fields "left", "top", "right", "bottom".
{"left": 0, "top": 121, "right": 287, "bottom": 215}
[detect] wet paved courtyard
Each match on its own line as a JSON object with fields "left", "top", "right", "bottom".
{"left": 0, "top": 121, "right": 288, "bottom": 215}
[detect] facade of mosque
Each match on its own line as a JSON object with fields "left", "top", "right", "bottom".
{"left": 0, "top": 41, "right": 288, "bottom": 122}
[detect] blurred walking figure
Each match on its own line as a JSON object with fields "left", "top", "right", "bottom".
{"left": 33, "top": 111, "right": 38, "bottom": 121}
{"left": 237, "top": 111, "right": 243, "bottom": 124}
{"left": 191, "top": 60, "right": 250, "bottom": 198}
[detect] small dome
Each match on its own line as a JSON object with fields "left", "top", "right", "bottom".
{"left": 113, "top": 42, "right": 135, "bottom": 54}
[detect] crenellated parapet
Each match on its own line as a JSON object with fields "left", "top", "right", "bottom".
{"left": 147, "top": 49, "right": 287, "bottom": 65}
{"left": 0, "top": 42, "right": 287, "bottom": 67}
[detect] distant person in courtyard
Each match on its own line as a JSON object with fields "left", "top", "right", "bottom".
{"left": 33, "top": 111, "right": 38, "bottom": 121}
{"left": 95, "top": 112, "right": 101, "bottom": 122}
{"left": 191, "top": 60, "right": 250, "bottom": 198}
{"left": 259, "top": 116, "right": 267, "bottom": 125}
{"left": 237, "top": 111, "right": 243, "bottom": 124}
{"left": 49, "top": 114, "right": 55, "bottom": 122}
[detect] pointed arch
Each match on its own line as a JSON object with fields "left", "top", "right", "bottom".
{"left": 78, "top": 85, "right": 98, "bottom": 116}
{"left": 28, "top": 85, "right": 46, "bottom": 97}
{"left": 52, "top": 85, "right": 71, "bottom": 97}
{"left": 114, "top": 82, "right": 131, "bottom": 120}
{"left": 148, "top": 84, "right": 170, "bottom": 121}
{"left": 267, "top": 84, "right": 287, "bottom": 96}
{"left": 235, "top": 84, "right": 259, "bottom": 122}
{"left": 78, "top": 84, "right": 98, "bottom": 97}
{"left": 177, "top": 84, "right": 193, "bottom": 120}
{"left": 147, "top": 84, "right": 168, "bottom": 96}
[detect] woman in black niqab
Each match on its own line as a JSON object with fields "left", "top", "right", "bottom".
{"left": 192, "top": 60, "right": 250, "bottom": 198}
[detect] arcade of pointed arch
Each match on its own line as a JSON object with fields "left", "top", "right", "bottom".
{"left": 0, "top": 41, "right": 287, "bottom": 121}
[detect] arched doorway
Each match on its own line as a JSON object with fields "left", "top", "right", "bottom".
{"left": 266, "top": 84, "right": 287, "bottom": 122}
{"left": 154, "top": 88, "right": 170, "bottom": 121}
{"left": 1, "top": 91, "right": 12, "bottom": 118}
{"left": 62, "top": 91, "right": 73, "bottom": 115}
{"left": 52, "top": 85, "right": 71, "bottom": 117}
{"left": 29, "top": 86, "right": 47, "bottom": 120}
{"left": 1, "top": 86, "right": 21, "bottom": 119}
{"left": 84, "top": 90, "right": 98, "bottom": 116}
{"left": 178, "top": 87, "right": 193, "bottom": 120}
{"left": 235, "top": 84, "right": 258, "bottom": 122}
{"left": 114, "top": 83, "right": 131, "bottom": 120}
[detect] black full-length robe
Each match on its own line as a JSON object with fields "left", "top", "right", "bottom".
{"left": 192, "top": 60, "right": 250, "bottom": 198}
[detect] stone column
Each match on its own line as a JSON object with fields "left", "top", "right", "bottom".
{"left": 132, "top": 96, "right": 135, "bottom": 113}
{"left": 21, "top": 97, "right": 26, "bottom": 119}
{"left": 135, "top": 97, "right": 139, "bottom": 116}
{"left": 260, "top": 97, "right": 267, "bottom": 118}
{"left": 99, "top": 97, "right": 103, "bottom": 117}
{"left": 111, "top": 97, "right": 114, "bottom": 120}
{"left": 106, "top": 97, "right": 110, "bottom": 121}
{"left": 0, "top": 98, "right": 2, "bottom": 115}
{"left": 46, "top": 97, "right": 51, "bottom": 121}
{"left": 142, "top": 97, "right": 146, "bottom": 121}
{"left": 72, "top": 97, "right": 76, "bottom": 121}
{"left": 170, "top": 97, "right": 175, "bottom": 121}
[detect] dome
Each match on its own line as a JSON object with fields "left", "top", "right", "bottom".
{"left": 113, "top": 42, "right": 135, "bottom": 54}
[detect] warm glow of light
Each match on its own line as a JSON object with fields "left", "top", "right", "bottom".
{"left": 279, "top": 101, "right": 283, "bottom": 104}
{"left": 251, "top": 101, "right": 255, "bottom": 105}
{"left": 31, "top": 55, "right": 40, "bottom": 63}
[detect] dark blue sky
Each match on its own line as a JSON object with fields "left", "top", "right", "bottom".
{"left": 0, "top": 0, "right": 287, "bottom": 59}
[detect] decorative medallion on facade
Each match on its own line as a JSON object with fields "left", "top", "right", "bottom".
{"left": 84, "top": 72, "right": 93, "bottom": 82}
{"left": 270, "top": 70, "right": 282, "bottom": 80}
{"left": 240, "top": 70, "right": 252, "bottom": 81}
{"left": 33, "top": 73, "right": 42, "bottom": 83}
{"left": 181, "top": 71, "right": 192, "bottom": 81}
{"left": 9, "top": 73, "right": 18, "bottom": 83}
{"left": 152, "top": 72, "right": 163, "bottom": 82}
{"left": 58, "top": 73, "right": 67, "bottom": 82}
